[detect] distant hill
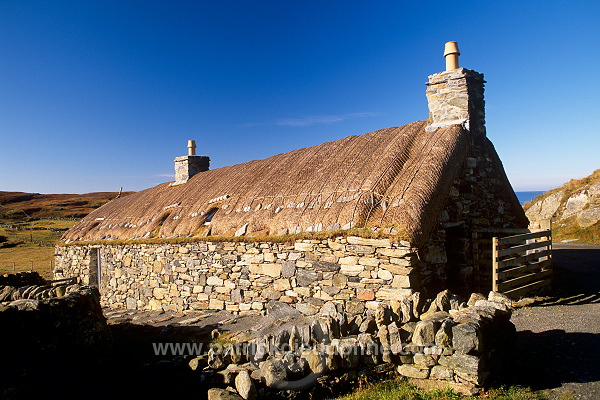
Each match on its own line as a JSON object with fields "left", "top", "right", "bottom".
{"left": 524, "top": 169, "right": 600, "bottom": 244}
{"left": 0, "top": 191, "right": 134, "bottom": 221}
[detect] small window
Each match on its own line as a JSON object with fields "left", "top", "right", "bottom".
{"left": 204, "top": 208, "right": 218, "bottom": 224}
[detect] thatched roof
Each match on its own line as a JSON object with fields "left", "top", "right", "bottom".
{"left": 62, "top": 120, "right": 499, "bottom": 243}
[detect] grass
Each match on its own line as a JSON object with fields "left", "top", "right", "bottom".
{"left": 0, "top": 219, "right": 77, "bottom": 280}
{"left": 329, "top": 379, "right": 545, "bottom": 400}
{"left": 552, "top": 218, "right": 600, "bottom": 245}
{"left": 0, "top": 218, "right": 77, "bottom": 246}
{"left": 481, "top": 386, "right": 547, "bottom": 400}
{"left": 19, "top": 219, "right": 78, "bottom": 229}
{"left": 330, "top": 379, "right": 460, "bottom": 400}
{"left": 0, "top": 227, "right": 63, "bottom": 247}
{"left": 57, "top": 228, "right": 411, "bottom": 246}
{"left": 59, "top": 227, "right": 412, "bottom": 247}
{"left": 0, "top": 246, "right": 55, "bottom": 279}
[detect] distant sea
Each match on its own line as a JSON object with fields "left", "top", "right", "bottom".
{"left": 515, "top": 191, "right": 545, "bottom": 205}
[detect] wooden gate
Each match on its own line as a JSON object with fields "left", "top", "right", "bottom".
{"left": 492, "top": 230, "right": 552, "bottom": 298}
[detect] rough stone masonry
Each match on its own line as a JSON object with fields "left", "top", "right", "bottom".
{"left": 55, "top": 236, "right": 420, "bottom": 313}
{"left": 193, "top": 289, "right": 516, "bottom": 398}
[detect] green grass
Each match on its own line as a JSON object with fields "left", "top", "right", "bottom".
{"left": 0, "top": 219, "right": 76, "bottom": 279}
{"left": 552, "top": 218, "right": 600, "bottom": 245}
{"left": 0, "top": 246, "right": 55, "bottom": 279}
{"left": 59, "top": 227, "right": 411, "bottom": 247}
{"left": 0, "top": 219, "right": 76, "bottom": 246}
{"left": 328, "top": 380, "right": 545, "bottom": 400}
{"left": 18, "top": 219, "right": 78, "bottom": 229}
{"left": 0, "top": 227, "right": 62, "bottom": 246}
{"left": 482, "top": 386, "right": 547, "bottom": 400}
{"left": 329, "top": 379, "right": 459, "bottom": 400}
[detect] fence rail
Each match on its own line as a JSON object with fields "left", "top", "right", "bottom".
{"left": 492, "top": 229, "right": 552, "bottom": 298}
{"left": 0, "top": 261, "right": 55, "bottom": 279}
{"left": 470, "top": 228, "right": 530, "bottom": 293}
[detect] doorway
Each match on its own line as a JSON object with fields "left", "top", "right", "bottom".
{"left": 88, "top": 248, "right": 101, "bottom": 289}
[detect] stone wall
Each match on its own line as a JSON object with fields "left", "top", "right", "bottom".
{"left": 197, "top": 290, "right": 516, "bottom": 398}
{"left": 0, "top": 275, "right": 112, "bottom": 393}
{"left": 55, "top": 236, "right": 429, "bottom": 313}
{"left": 426, "top": 68, "right": 486, "bottom": 138}
{"left": 431, "top": 141, "right": 529, "bottom": 296}
{"left": 173, "top": 154, "right": 210, "bottom": 185}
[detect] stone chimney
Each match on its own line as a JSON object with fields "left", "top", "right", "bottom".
{"left": 425, "top": 41, "right": 486, "bottom": 139}
{"left": 172, "top": 140, "right": 210, "bottom": 185}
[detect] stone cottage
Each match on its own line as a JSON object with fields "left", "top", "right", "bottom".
{"left": 55, "top": 42, "right": 528, "bottom": 312}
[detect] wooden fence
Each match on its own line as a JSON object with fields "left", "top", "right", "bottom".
{"left": 492, "top": 229, "right": 552, "bottom": 298}
{"left": 470, "top": 228, "right": 530, "bottom": 293}
{"left": 0, "top": 261, "right": 55, "bottom": 280}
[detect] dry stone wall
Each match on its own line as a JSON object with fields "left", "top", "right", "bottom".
{"left": 0, "top": 273, "right": 112, "bottom": 393}
{"left": 54, "top": 236, "right": 430, "bottom": 313}
{"left": 426, "top": 68, "right": 486, "bottom": 138}
{"left": 194, "top": 290, "right": 515, "bottom": 397}
{"left": 430, "top": 142, "right": 529, "bottom": 295}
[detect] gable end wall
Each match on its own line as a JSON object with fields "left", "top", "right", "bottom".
{"left": 417, "top": 140, "right": 529, "bottom": 296}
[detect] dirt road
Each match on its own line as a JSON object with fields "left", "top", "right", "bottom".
{"left": 510, "top": 243, "right": 600, "bottom": 400}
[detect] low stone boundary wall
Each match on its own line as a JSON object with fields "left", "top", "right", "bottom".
{"left": 190, "top": 290, "right": 515, "bottom": 398}
{"left": 0, "top": 274, "right": 112, "bottom": 393}
{"left": 55, "top": 236, "right": 448, "bottom": 313}
{"left": 0, "top": 271, "right": 47, "bottom": 287}
{"left": 0, "top": 272, "right": 76, "bottom": 302}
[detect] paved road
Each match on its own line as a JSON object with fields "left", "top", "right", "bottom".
{"left": 510, "top": 243, "right": 600, "bottom": 400}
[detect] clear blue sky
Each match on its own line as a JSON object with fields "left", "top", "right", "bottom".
{"left": 1, "top": 1, "right": 598, "bottom": 194}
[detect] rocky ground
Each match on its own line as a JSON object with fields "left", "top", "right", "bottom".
{"left": 509, "top": 243, "right": 600, "bottom": 400}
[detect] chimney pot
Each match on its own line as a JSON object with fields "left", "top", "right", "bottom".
{"left": 188, "top": 140, "right": 197, "bottom": 156}
{"left": 443, "top": 41, "right": 460, "bottom": 71}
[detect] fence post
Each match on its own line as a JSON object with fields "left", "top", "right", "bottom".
{"left": 492, "top": 237, "right": 499, "bottom": 292}
{"left": 12, "top": 262, "right": 16, "bottom": 273}
{"left": 30, "top": 261, "right": 33, "bottom": 272}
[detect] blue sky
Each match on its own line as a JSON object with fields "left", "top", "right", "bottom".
{"left": 1, "top": 1, "right": 598, "bottom": 193}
